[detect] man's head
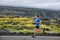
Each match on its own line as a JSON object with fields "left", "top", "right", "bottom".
{"left": 35, "top": 15, "right": 39, "bottom": 18}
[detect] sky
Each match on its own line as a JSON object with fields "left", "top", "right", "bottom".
{"left": 0, "top": 0, "right": 60, "bottom": 10}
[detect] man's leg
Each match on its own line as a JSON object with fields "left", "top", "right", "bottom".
{"left": 32, "top": 28, "right": 37, "bottom": 38}
{"left": 34, "top": 28, "right": 37, "bottom": 36}
{"left": 37, "top": 28, "right": 40, "bottom": 32}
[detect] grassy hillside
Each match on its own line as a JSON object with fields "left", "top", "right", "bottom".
{"left": 0, "top": 6, "right": 60, "bottom": 19}
{"left": 0, "top": 6, "right": 60, "bottom": 34}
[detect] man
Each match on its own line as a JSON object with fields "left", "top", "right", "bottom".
{"left": 32, "top": 15, "right": 40, "bottom": 38}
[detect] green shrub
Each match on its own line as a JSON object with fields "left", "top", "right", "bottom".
{"left": 22, "top": 29, "right": 29, "bottom": 34}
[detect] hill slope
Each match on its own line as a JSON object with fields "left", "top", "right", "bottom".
{"left": 0, "top": 6, "right": 60, "bottom": 19}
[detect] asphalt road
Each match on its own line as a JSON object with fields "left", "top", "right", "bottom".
{"left": 0, "top": 36, "right": 60, "bottom": 40}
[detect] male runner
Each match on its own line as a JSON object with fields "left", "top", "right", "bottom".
{"left": 32, "top": 15, "right": 40, "bottom": 38}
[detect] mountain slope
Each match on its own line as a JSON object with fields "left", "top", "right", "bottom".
{"left": 0, "top": 6, "right": 60, "bottom": 19}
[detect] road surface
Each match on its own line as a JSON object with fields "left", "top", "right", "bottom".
{"left": 0, "top": 36, "right": 60, "bottom": 40}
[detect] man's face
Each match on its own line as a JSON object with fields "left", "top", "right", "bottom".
{"left": 35, "top": 15, "right": 37, "bottom": 18}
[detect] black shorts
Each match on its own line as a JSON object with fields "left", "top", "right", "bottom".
{"left": 36, "top": 26, "right": 39, "bottom": 29}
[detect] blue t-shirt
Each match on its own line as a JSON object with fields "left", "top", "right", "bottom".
{"left": 35, "top": 18, "right": 40, "bottom": 26}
